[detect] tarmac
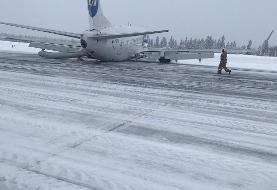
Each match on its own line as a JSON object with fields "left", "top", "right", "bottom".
{"left": 0, "top": 51, "right": 277, "bottom": 190}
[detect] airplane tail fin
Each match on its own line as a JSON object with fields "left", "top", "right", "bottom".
{"left": 87, "top": 0, "right": 112, "bottom": 30}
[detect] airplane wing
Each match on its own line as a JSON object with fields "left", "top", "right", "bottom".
{"left": 141, "top": 50, "right": 214, "bottom": 62}
{"left": 29, "top": 42, "right": 81, "bottom": 53}
{"left": 1, "top": 21, "right": 167, "bottom": 40}
{"left": 0, "top": 32, "right": 81, "bottom": 53}
{"left": 0, "top": 21, "right": 81, "bottom": 39}
{"left": 1, "top": 21, "right": 168, "bottom": 41}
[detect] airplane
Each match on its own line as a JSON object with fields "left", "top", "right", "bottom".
{"left": 0, "top": 0, "right": 214, "bottom": 63}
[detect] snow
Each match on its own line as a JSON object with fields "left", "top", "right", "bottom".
{"left": 1, "top": 40, "right": 277, "bottom": 72}
{"left": 0, "top": 41, "right": 39, "bottom": 53}
{"left": 181, "top": 53, "right": 277, "bottom": 71}
{"left": 0, "top": 51, "right": 277, "bottom": 190}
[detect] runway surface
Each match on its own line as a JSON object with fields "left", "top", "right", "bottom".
{"left": 0, "top": 51, "right": 277, "bottom": 190}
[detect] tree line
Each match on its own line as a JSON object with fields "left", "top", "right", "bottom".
{"left": 148, "top": 35, "right": 252, "bottom": 50}
{"left": 1, "top": 32, "right": 255, "bottom": 51}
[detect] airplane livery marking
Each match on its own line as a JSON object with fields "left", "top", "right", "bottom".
{"left": 88, "top": 0, "right": 99, "bottom": 18}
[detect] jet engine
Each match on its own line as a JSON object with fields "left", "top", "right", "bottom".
{"left": 38, "top": 50, "right": 87, "bottom": 59}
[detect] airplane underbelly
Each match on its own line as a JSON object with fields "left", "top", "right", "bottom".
{"left": 86, "top": 38, "right": 142, "bottom": 61}
{"left": 89, "top": 46, "right": 127, "bottom": 61}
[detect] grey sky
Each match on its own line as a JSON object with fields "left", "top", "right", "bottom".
{"left": 0, "top": 0, "right": 276, "bottom": 46}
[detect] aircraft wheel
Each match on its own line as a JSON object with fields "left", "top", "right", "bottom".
{"left": 159, "top": 57, "right": 171, "bottom": 63}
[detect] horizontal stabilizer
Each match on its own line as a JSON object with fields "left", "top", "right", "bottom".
{"left": 90, "top": 30, "right": 169, "bottom": 40}
{"left": 0, "top": 22, "right": 81, "bottom": 39}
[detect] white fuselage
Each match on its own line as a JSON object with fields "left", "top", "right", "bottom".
{"left": 82, "top": 26, "right": 147, "bottom": 61}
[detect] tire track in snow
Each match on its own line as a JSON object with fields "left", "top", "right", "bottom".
{"left": 1, "top": 52, "right": 277, "bottom": 190}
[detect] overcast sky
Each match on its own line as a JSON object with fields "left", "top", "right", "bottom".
{"left": 0, "top": 0, "right": 276, "bottom": 46}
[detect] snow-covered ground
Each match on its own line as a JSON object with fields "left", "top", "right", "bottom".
{"left": 0, "top": 50, "right": 277, "bottom": 190}
{"left": 0, "top": 41, "right": 39, "bottom": 53}
{"left": 181, "top": 53, "right": 277, "bottom": 72}
{"left": 1, "top": 40, "right": 277, "bottom": 71}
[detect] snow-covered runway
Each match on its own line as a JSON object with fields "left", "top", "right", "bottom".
{"left": 0, "top": 51, "right": 277, "bottom": 190}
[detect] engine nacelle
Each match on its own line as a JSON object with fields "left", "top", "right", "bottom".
{"left": 38, "top": 50, "right": 86, "bottom": 59}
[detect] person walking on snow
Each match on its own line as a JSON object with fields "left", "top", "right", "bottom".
{"left": 218, "top": 49, "right": 231, "bottom": 74}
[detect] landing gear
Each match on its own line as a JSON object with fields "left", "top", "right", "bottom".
{"left": 77, "top": 57, "right": 85, "bottom": 61}
{"left": 80, "top": 36, "right": 88, "bottom": 49}
{"left": 159, "top": 57, "right": 171, "bottom": 63}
